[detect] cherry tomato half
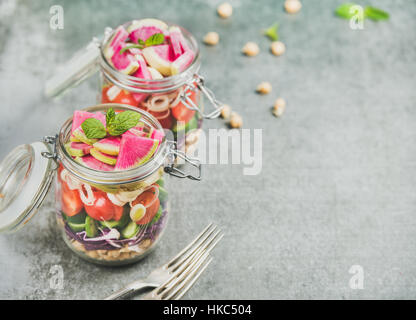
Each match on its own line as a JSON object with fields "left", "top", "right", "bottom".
{"left": 171, "top": 90, "right": 198, "bottom": 123}
{"left": 61, "top": 182, "right": 83, "bottom": 217}
{"left": 84, "top": 191, "right": 116, "bottom": 221}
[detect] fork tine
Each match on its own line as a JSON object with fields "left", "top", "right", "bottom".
{"left": 158, "top": 231, "right": 222, "bottom": 298}
{"left": 169, "top": 257, "right": 213, "bottom": 300}
{"left": 161, "top": 253, "right": 211, "bottom": 300}
{"left": 166, "top": 223, "right": 213, "bottom": 267}
{"left": 168, "top": 224, "right": 217, "bottom": 269}
{"left": 169, "top": 228, "right": 222, "bottom": 278}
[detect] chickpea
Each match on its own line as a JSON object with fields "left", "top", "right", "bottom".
{"left": 203, "top": 32, "right": 220, "bottom": 46}
{"left": 220, "top": 104, "right": 232, "bottom": 119}
{"left": 270, "top": 41, "right": 286, "bottom": 56}
{"left": 256, "top": 82, "right": 272, "bottom": 95}
{"left": 273, "top": 98, "right": 286, "bottom": 117}
{"left": 284, "top": 0, "right": 302, "bottom": 14}
{"left": 230, "top": 112, "right": 243, "bottom": 128}
{"left": 242, "top": 42, "right": 259, "bottom": 57}
{"left": 217, "top": 2, "right": 233, "bottom": 18}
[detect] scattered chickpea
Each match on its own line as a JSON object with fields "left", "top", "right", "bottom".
{"left": 221, "top": 104, "right": 232, "bottom": 119}
{"left": 203, "top": 32, "right": 220, "bottom": 46}
{"left": 270, "top": 41, "right": 286, "bottom": 56}
{"left": 256, "top": 82, "right": 272, "bottom": 95}
{"left": 284, "top": 0, "right": 302, "bottom": 14}
{"left": 217, "top": 2, "right": 233, "bottom": 19}
{"left": 230, "top": 112, "right": 243, "bottom": 128}
{"left": 242, "top": 42, "right": 259, "bottom": 57}
{"left": 273, "top": 98, "right": 286, "bottom": 117}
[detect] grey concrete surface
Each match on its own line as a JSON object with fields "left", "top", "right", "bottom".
{"left": 1, "top": 0, "right": 416, "bottom": 299}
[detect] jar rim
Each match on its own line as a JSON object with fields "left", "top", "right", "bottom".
{"left": 99, "top": 20, "right": 201, "bottom": 93}
{"left": 57, "top": 103, "right": 169, "bottom": 186}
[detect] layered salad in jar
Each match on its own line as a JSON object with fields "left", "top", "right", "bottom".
{"left": 100, "top": 19, "right": 202, "bottom": 155}
{"left": 57, "top": 108, "right": 169, "bottom": 264}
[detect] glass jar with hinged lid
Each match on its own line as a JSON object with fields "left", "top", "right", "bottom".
{"left": 0, "top": 103, "right": 201, "bottom": 266}
{"left": 45, "top": 18, "right": 224, "bottom": 157}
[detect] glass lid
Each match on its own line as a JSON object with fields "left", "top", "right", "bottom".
{"left": 0, "top": 142, "right": 55, "bottom": 233}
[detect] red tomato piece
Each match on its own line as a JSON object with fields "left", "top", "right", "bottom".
{"left": 84, "top": 191, "right": 115, "bottom": 221}
{"left": 61, "top": 182, "right": 83, "bottom": 217}
{"left": 112, "top": 205, "right": 124, "bottom": 221}
{"left": 171, "top": 90, "right": 198, "bottom": 123}
{"left": 131, "top": 187, "right": 160, "bottom": 225}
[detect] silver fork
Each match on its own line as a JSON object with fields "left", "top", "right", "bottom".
{"left": 105, "top": 223, "right": 223, "bottom": 300}
{"left": 142, "top": 251, "right": 213, "bottom": 300}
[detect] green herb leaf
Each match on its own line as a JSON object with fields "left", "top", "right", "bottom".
{"left": 107, "top": 111, "right": 141, "bottom": 136}
{"left": 335, "top": 2, "right": 358, "bottom": 19}
{"left": 145, "top": 33, "right": 165, "bottom": 47}
{"left": 137, "top": 38, "right": 145, "bottom": 45}
{"left": 81, "top": 118, "right": 106, "bottom": 139}
{"left": 106, "top": 108, "right": 116, "bottom": 128}
{"left": 264, "top": 23, "right": 279, "bottom": 41}
{"left": 364, "top": 6, "right": 389, "bottom": 21}
{"left": 119, "top": 44, "right": 143, "bottom": 55}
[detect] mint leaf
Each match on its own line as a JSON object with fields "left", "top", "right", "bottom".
{"left": 145, "top": 33, "right": 164, "bottom": 47}
{"left": 335, "top": 3, "right": 358, "bottom": 19}
{"left": 106, "top": 108, "right": 115, "bottom": 128}
{"left": 264, "top": 23, "right": 279, "bottom": 41}
{"left": 119, "top": 44, "right": 143, "bottom": 55}
{"left": 107, "top": 111, "right": 141, "bottom": 136}
{"left": 81, "top": 118, "right": 106, "bottom": 139}
{"left": 137, "top": 39, "right": 145, "bottom": 45}
{"left": 365, "top": 6, "right": 389, "bottom": 20}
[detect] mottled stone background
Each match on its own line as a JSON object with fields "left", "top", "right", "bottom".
{"left": 0, "top": 0, "right": 415, "bottom": 299}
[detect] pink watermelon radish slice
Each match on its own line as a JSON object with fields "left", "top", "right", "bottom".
{"left": 104, "top": 26, "right": 129, "bottom": 60}
{"left": 111, "top": 49, "right": 139, "bottom": 75}
{"left": 148, "top": 67, "right": 163, "bottom": 80}
{"left": 123, "top": 125, "right": 147, "bottom": 138}
{"left": 127, "top": 19, "right": 168, "bottom": 44}
{"left": 132, "top": 55, "right": 151, "bottom": 103}
{"left": 150, "top": 129, "right": 165, "bottom": 144}
{"left": 169, "top": 26, "right": 185, "bottom": 58}
{"left": 90, "top": 148, "right": 118, "bottom": 165}
{"left": 115, "top": 135, "right": 159, "bottom": 170}
{"left": 170, "top": 50, "right": 195, "bottom": 75}
{"left": 65, "top": 142, "right": 93, "bottom": 157}
{"left": 71, "top": 111, "right": 106, "bottom": 134}
{"left": 133, "top": 55, "right": 152, "bottom": 79}
{"left": 170, "top": 26, "right": 191, "bottom": 53}
{"left": 75, "top": 155, "right": 115, "bottom": 171}
{"left": 142, "top": 45, "right": 175, "bottom": 76}
{"left": 93, "top": 136, "right": 121, "bottom": 155}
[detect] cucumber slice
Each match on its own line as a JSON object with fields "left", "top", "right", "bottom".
{"left": 158, "top": 186, "right": 168, "bottom": 203}
{"left": 85, "top": 216, "right": 98, "bottom": 238}
{"left": 68, "top": 221, "right": 86, "bottom": 232}
{"left": 99, "top": 208, "right": 130, "bottom": 230}
{"left": 156, "top": 178, "right": 165, "bottom": 187}
{"left": 66, "top": 211, "right": 87, "bottom": 224}
{"left": 185, "top": 116, "right": 198, "bottom": 132}
{"left": 121, "top": 221, "right": 139, "bottom": 239}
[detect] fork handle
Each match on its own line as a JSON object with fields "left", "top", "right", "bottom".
{"left": 104, "top": 280, "right": 154, "bottom": 300}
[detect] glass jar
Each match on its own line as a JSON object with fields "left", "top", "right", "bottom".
{"left": 45, "top": 20, "right": 224, "bottom": 156}
{"left": 0, "top": 104, "right": 201, "bottom": 266}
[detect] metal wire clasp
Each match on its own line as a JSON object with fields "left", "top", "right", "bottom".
{"left": 164, "top": 141, "right": 201, "bottom": 180}
{"left": 180, "top": 74, "right": 224, "bottom": 119}
{"left": 41, "top": 135, "right": 59, "bottom": 163}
